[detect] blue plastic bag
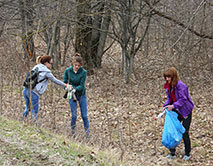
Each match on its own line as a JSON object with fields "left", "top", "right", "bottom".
{"left": 162, "top": 109, "right": 185, "bottom": 149}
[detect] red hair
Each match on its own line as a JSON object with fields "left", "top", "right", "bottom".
{"left": 163, "top": 67, "right": 180, "bottom": 86}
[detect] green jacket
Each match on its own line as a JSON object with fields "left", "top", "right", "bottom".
{"left": 63, "top": 66, "right": 87, "bottom": 97}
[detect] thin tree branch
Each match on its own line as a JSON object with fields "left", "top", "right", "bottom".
{"left": 144, "top": 0, "right": 213, "bottom": 40}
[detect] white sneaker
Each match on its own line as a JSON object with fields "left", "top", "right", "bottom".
{"left": 166, "top": 154, "right": 176, "bottom": 159}
{"left": 183, "top": 155, "right": 191, "bottom": 160}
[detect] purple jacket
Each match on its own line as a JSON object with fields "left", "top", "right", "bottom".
{"left": 164, "top": 80, "right": 194, "bottom": 117}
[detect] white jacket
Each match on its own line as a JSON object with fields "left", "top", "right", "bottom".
{"left": 32, "top": 64, "right": 65, "bottom": 96}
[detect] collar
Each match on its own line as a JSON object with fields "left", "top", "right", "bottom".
{"left": 164, "top": 82, "right": 170, "bottom": 89}
{"left": 70, "top": 66, "right": 82, "bottom": 74}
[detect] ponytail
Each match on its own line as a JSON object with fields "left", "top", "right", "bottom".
{"left": 36, "top": 56, "right": 42, "bottom": 64}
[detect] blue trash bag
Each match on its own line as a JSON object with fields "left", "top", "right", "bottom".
{"left": 162, "top": 109, "right": 186, "bottom": 149}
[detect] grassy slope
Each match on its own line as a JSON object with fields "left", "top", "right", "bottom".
{"left": 0, "top": 116, "right": 121, "bottom": 166}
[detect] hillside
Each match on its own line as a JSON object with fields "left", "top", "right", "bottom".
{"left": 0, "top": 116, "right": 121, "bottom": 166}
{"left": 0, "top": 43, "right": 212, "bottom": 166}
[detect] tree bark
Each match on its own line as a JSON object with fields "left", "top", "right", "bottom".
{"left": 96, "top": 4, "right": 111, "bottom": 68}
{"left": 75, "top": 0, "right": 93, "bottom": 72}
{"left": 19, "top": 0, "right": 35, "bottom": 62}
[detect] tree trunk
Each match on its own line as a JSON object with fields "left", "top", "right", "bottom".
{"left": 96, "top": 4, "right": 111, "bottom": 68}
{"left": 90, "top": 0, "right": 104, "bottom": 67}
{"left": 49, "top": 1, "right": 64, "bottom": 69}
{"left": 62, "top": 23, "right": 72, "bottom": 66}
{"left": 75, "top": 0, "right": 93, "bottom": 73}
{"left": 75, "top": 0, "right": 110, "bottom": 72}
{"left": 0, "top": 22, "right": 5, "bottom": 38}
{"left": 49, "top": 21, "right": 60, "bottom": 69}
{"left": 19, "top": 0, "right": 35, "bottom": 62}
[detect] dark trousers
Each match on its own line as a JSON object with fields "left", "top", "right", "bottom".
{"left": 170, "top": 112, "right": 192, "bottom": 156}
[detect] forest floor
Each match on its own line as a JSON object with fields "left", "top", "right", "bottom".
{"left": 1, "top": 53, "right": 213, "bottom": 166}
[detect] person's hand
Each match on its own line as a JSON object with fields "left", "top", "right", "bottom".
{"left": 165, "top": 105, "right": 174, "bottom": 111}
{"left": 72, "top": 89, "right": 76, "bottom": 93}
{"left": 67, "top": 84, "right": 73, "bottom": 91}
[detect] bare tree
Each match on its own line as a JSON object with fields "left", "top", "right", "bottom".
{"left": 35, "top": 0, "right": 75, "bottom": 68}
{"left": 75, "top": 0, "right": 111, "bottom": 72}
{"left": 48, "top": 1, "right": 64, "bottom": 69}
{"left": 19, "top": 0, "right": 35, "bottom": 62}
{"left": 0, "top": 0, "right": 212, "bottom": 79}
{"left": 110, "top": 0, "right": 152, "bottom": 83}
{"left": 90, "top": 0, "right": 111, "bottom": 68}
{"left": 75, "top": 0, "right": 93, "bottom": 71}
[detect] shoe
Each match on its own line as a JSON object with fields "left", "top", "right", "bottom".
{"left": 86, "top": 133, "right": 90, "bottom": 139}
{"left": 183, "top": 155, "right": 191, "bottom": 160}
{"left": 166, "top": 154, "right": 176, "bottom": 159}
{"left": 23, "top": 108, "right": 30, "bottom": 117}
{"left": 23, "top": 111, "right": 29, "bottom": 117}
{"left": 71, "top": 130, "right": 75, "bottom": 136}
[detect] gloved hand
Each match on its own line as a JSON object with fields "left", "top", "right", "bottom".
{"left": 67, "top": 84, "right": 73, "bottom": 91}
{"left": 72, "top": 89, "right": 76, "bottom": 93}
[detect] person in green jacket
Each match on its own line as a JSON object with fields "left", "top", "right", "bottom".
{"left": 64, "top": 53, "right": 89, "bottom": 137}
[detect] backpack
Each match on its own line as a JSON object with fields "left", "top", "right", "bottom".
{"left": 23, "top": 67, "right": 46, "bottom": 89}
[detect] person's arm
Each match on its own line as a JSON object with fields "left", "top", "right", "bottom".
{"left": 63, "top": 69, "right": 69, "bottom": 84}
{"left": 75, "top": 70, "right": 87, "bottom": 92}
{"left": 173, "top": 85, "right": 188, "bottom": 110}
{"left": 46, "top": 72, "right": 67, "bottom": 87}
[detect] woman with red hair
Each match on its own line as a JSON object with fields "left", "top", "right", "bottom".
{"left": 163, "top": 67, "right": 194, "bottom": 161}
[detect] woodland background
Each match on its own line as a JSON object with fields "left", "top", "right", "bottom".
{"left": 0, "top": 0, "right": 212, "bottom": 165}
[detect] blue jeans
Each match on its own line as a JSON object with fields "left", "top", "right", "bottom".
{"left": 22, "top": 88, "right": 39, "bottom": 122}
{"left": 69, "top": 94, "right": 89, "bottom": 135}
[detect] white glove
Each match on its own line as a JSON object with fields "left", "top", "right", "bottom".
{"left": 67, "top": 85, "right": 73, "bottom": 91}
{"left": 72, "top": 89, "right": 76, "bottom": 93}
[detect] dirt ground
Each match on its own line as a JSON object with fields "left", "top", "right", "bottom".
{"left": 1, "top": 52, "right": 213, "bottom": 166}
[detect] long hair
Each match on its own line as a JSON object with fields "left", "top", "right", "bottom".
{"left": 163, "top": 67, "right": 180, "bottom": 86}
{"left": 36, "top": 56, "right": 42, "bottom": 64}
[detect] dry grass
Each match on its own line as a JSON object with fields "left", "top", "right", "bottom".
{"left": 0, "top": 38, "right": 212, "bottom": 165}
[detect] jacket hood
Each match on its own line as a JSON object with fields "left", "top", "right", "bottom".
{"left": 33, "top": 64, "right": 51, "bottom": 72}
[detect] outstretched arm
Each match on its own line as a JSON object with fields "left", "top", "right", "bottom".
{"left": 46, "top": 72, "right": 67, "bottom": 87}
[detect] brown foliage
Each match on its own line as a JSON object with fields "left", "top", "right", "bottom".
{"left": 0, "top": 37, "right": 212, "bottom": 165}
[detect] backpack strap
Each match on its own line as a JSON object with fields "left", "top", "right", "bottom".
{"left": 37, "top": 77, "right": 47, "bottom": 83}
{"left": 37, "top": 71, "right": 48, "bottom": 84}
